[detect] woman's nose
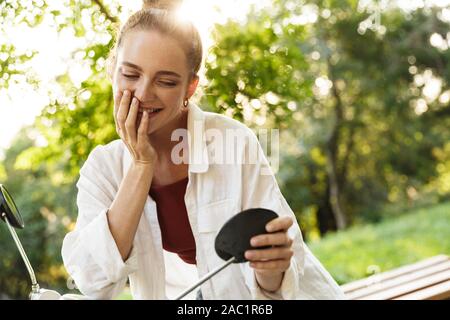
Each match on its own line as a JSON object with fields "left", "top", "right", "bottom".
{"left": 134, "top": 79, "right": 156, "bottom": 102}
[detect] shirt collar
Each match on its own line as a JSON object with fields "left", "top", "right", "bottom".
{"left": 186, "top": 102, "right": 209, "bottom": 173}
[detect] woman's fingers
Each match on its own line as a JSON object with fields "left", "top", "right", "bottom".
{"left": 116, "top": 90, "right": 131, "bottom": 133}
{"left": 113, "top": 90, "right": 123, "bottom": 119}
{"left": 245, "top": 217, "right": 295, "bottom": 274}
{"left": 125, "top": 97, "right": 139, "bottom": 143}
{"left": 245, "top": 247, "right": 293, "bottom": 261}
{"left": 249, "top": 259, "right": 291, "bottom": 271}
{"left": 138, "top": 110, "right": 150, "bottom": 140}
{"left": 266, "top": 216, "right": 293, "bottom": 233}
{"left": 113, "top": 90, "right": 123, "bottom": 135}
{"left": 250, "top": 232, "right": 292, "bottom": 247}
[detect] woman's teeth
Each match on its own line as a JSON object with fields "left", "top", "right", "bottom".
{"left": 139, "top": 107, "right": 162, "bottom": 113}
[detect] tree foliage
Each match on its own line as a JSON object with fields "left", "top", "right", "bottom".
{"left": 1, "top": 0, "right": 449, "bottom": 298}
{"left": 203, "top": 0, "right": 450, "bottom": 236}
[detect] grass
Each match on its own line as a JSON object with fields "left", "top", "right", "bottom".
{"left": 308, "top": 201, "right": 450, "bottom": 285}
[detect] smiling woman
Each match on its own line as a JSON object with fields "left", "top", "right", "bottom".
{"left": 111, "top": 29, "right": 198, "bottom": 135}
{"left": 60, "top": 0, "right": 345, "bottom": 300}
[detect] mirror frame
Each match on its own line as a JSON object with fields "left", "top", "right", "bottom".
{"left": 215, "top": 208, "right": 278, "bottom": 263}
{"left": 0, "top": 184, "right": 24, "bottom": 229}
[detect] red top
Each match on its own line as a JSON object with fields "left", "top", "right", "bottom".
{"left": 149, "top": 177, "right": 196, "bottom": 265}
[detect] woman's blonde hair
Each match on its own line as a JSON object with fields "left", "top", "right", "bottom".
{"left": 106, "top": 0, "right": 203, "bottom": 80}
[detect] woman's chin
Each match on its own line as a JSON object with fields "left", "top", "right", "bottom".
{"left": 147, "top": 126, "right": 158, "bottom": 135}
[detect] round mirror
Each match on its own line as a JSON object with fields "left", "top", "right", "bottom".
{"left": 0, "top": 184, "right": 24, "bottom": 229}
{"left": 215, "top": 208, "right": 278, "bottom": 263}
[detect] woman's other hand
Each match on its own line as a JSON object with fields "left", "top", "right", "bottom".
{"left": 245, "top": 216, "right": 294, "bottom": 292}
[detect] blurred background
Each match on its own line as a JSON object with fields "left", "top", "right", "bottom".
{"left": 1, "top": 0, "right": 449, "bottom": 299}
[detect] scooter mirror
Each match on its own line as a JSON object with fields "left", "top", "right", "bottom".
{"left": 0, "top": 184, "right": 24, "bottom": 229}
{"left": 215, "top": 208, "right": 278, "bottom": 263}
{"left": 175, "top": 208, "right": 279, "bottom": 299}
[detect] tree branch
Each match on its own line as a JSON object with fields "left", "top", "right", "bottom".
{"left": 339, "top": 120, "right": 356, "bottom": 190}
{"left": 92, "top": 0, "right": 118, "bottom": 24}
{"left": 325, "top": 57, "right": 348, "bottom": 229}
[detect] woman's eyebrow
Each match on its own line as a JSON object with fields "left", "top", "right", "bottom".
{"left": 121, "top": 61, "right": 143, "bottom": 71}
{"left": 120, "top": 62, "right": 181, "bottom": 78}
{"left": 155, "top": 71, "right": 181, "bottom": 78}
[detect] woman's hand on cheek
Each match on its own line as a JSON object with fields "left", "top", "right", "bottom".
{"left": 114, "top": 89, "right": 157, "bottom": 166}
{"left": 244, "top": 216, "right": 294, "bottom": 292}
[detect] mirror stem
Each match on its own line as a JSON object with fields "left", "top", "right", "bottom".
{"left": 175, "top": 256, "right": 236, "bottom": 300}
{"left": 2, "top": 212, "right": 40, "bottom": 294}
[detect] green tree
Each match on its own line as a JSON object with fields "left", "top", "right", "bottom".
{"left": 1, "top": 0, "right": 450, "bottom": 298}
{"left": 0, "top": 127, "right": 77, "bottom": 298}
{"left": 0, "top": 0, "right": 122, "bottom": 299}
{"left": 203, "top": 0, "right": 450, "bottom": 236}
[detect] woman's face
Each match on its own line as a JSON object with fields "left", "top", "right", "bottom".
{"left": 112, "top": 30, "right": 197, "bottom": 134}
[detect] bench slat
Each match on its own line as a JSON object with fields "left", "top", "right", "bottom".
{"left": 359, "top": 269, "right": 450, "bottom": 300}
{"left": 394, "top": 280, "right": 450, "bottom": 300}
{"left": 341, "top": 255, "right": 449, "bottom": 294}
{"left": 346, "top": 261, "right": 450, "bottom": 299}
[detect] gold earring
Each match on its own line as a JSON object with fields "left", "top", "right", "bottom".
{"left": 183, "top": 98, "right": 189, "bottom": 107}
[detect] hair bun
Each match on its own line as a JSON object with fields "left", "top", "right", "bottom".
{"left": 142, "top": 0, "right": 183, "bottom": 11}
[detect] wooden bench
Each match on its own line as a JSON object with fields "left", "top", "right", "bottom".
{"left": 340, "top": 255, "right": 450, "bottom": 300}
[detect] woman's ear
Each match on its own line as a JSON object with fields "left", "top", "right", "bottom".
{"left": 186, "top": 75, "right": 199, "bottom": 99}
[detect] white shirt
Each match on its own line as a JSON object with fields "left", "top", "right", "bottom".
{"left": 61, "top": 103, "right": 346, "bottom": 300}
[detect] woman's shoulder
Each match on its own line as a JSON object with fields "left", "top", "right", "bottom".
{"left": 78, "top": 140, "right": 127, "bottom": 185}
{"left": 84, "top": 139, "right": 126, "bottom": 168}
{"left": 203, "top": 110, "right": 256, "bottom": 138}
{"left": 89, "top": 139, "right": 124, "bottom": 156}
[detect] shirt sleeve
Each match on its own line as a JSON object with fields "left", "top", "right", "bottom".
{"left": 239, "top": 129, "right": 345, "bottom": 299}
{"left": 61, "top": 145, "right": 139, "bottom": 299}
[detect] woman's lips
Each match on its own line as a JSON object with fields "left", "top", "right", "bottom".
{"left": 138, "top": 107, "right": 163, "bottom": 113}
{"left": 138, "top": 107, "right": 163, "bottom": 119}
